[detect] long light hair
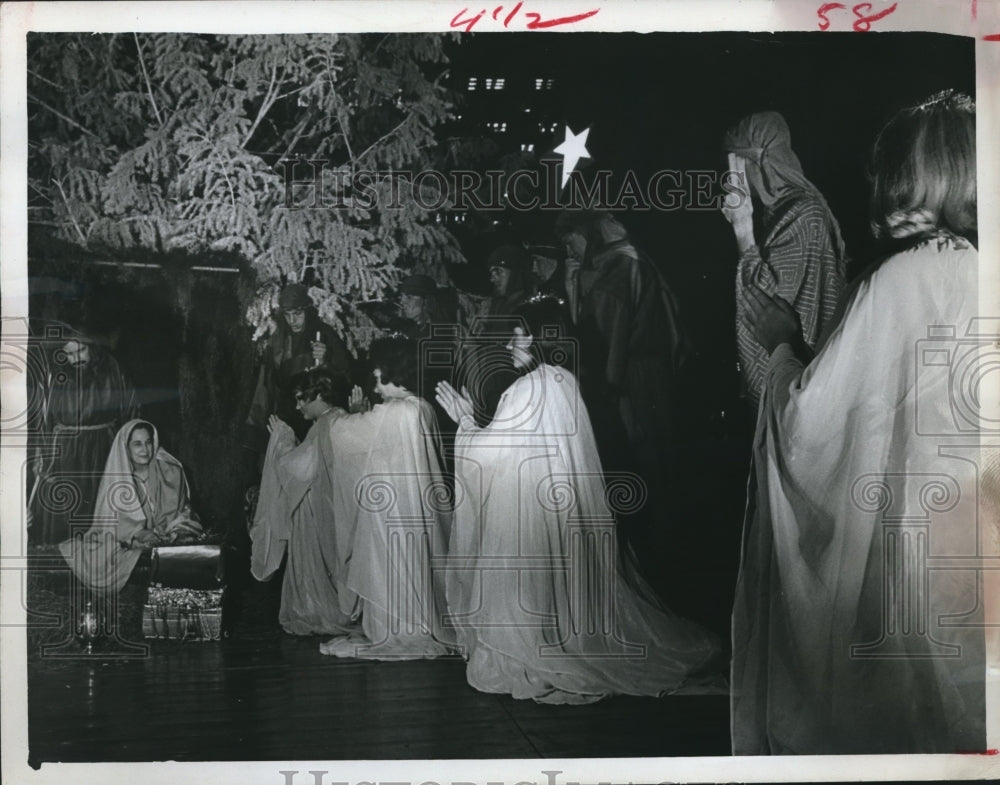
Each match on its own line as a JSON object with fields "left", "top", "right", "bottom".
{"left": 868, "top": 90, "right": 976, "bottom": 241}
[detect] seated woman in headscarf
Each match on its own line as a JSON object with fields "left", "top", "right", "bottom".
{"left": 249, "top": 369, "right": 360, "bottom": 636}
{"left": 722, "top": 111, "right": 848, "bottom": 409}
{"left": 732, "top": 91, "right": 984, "bottom": 754}
{"left": 59, "top": 420, "right": 202, "bottom": 593}
{"left": 318, "top": 336, "right": 455, "bottom": 660}
{"left": 435, "top": 297, "right": 723, "bottom": 705}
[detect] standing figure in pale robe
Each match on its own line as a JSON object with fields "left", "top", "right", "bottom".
{"left": 249, "top": 370, "right": 360, "bottom": 636}
{"left": 319, "top": 336, "right": 455, "bottom": 659}
{"left": 732, "top": 91, "right": 986, "bottom": 754}
{"left": 436, "top": 298, "right": 723, "bottom": 705}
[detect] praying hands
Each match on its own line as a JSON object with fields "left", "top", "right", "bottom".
{"left": 435, "top": 381, "right": 474, "bottom": 427}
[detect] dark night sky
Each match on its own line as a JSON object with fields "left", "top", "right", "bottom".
{"left": 447, "top": 30, "right": 975, "bottom": 256}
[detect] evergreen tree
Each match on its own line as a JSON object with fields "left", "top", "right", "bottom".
{"left": 28, "top": 33, "right": 466, "bottom": 352}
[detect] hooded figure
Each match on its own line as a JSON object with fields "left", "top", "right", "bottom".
{"left": 722, "top": 111, "right": 848, "bottom": 407}
{"left": 243, "top": 283, "right": 352, "bottom": 450}
{"left": 59, "top": 419, "right": 202, "bottom": 593}
{"left": 30, "top": 329, "right": 138, "bottom": 544}
{"left": 554, "top": 210, "right": 690, "bottom": 560}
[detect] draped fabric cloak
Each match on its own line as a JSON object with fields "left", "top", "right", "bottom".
{"left": 59, "top": 419, "right": 201, "bottom": 593}
{"left": 449, "top": 363, "right": 723, "bottom": 704}
{"left": 572, "top": 214, "right": 689, "bottom": 447}
{"left": 33, "top": 346, "right": 138, "bottom": 544}
{"left": 249, "top": 409, "right": 358, "bottom": 636}
{"left": 319, "top": 396, "right": 455, "bottom": 659}
{"left": 732, "top": 236, "right": 987, "bottom": 754}
{"left": 725, "top": 112, "right": 848, "bottom": 407}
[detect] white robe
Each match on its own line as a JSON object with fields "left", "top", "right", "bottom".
{"left": 449, "top": 363, "right": 723, "bottom": 704}
{"left": 732, "top": 235, "right": 989, "bottom": 753}
{"left": 250, "top": 409, "right": 357, "bottom": 636}
{"left": 319, "top": 395, "right": 455, "bottom": 659}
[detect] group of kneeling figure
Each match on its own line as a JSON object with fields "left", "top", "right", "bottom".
{"left": 62, "top": 297, "right": 725, "bottom": 706}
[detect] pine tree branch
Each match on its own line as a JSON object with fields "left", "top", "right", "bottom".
{"left": 273, "top": 84, "right": 311, "bottom": 102}
{"left": 279, "top": 110, "right": 314, "bottom": 162}
{"left": 242, "top": 62, "right": 279, "bottom": 148}
{"left": 27, "top": 95, "right": 98, "bottom": 138}
{"left": 339, "top": 108, "right": 355, "bottom": 161}
{"left": 133, "top": 33, "right": 164, "bottom": 126}
{"left": 371, "top": 35, "right": 390, "bottom": 59}
{"left": 27, "top": 68, "right": 63, "bottom": 91}
{"left": 353, "top": 114, "right": 410, "bottom": 167}
{"left": 329, "top": 86, "right": 355, "bottom": 162}
{"left": 217, "top": 155, "right": 237, "bottom": 211}
{"left": 51, "top": 178, "right": 87, "bottom": 244}
{"left": 29, "top": 181, "right": 53, "bottom": 204}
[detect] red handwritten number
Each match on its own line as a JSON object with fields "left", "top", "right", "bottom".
{"left": 450, "top": 7, "right": 485, "bottom": 32}
{"left": 504, "top": 1, "right": 523, "bottom": 27}
{"left": 452, "top": 5, "right": 599, "bottom": 32}
{"left": 817, "top": 2, "right": 897, "bottom": 31}
{"left": 852, "top": 2, "right": 898, "bottom": 32}
{"left": 817, "top": 2, "right": 846, "bottom": 30}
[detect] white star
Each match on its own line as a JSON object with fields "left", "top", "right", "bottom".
{"left": 553, "top": 125, "right": 591, "bottom": 188}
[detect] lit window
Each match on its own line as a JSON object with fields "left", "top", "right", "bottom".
{"left": 487, "top": 121, "right": 507, "bottom": 133}
{"left": 535, "top": 77, "right": 555, "bottom": 91}
{"left": 484, "top": 78, "right": 494, "bottom": 90}
{"left": 495, "top": 77, "right": 506, "bottom": 90}
{"left": 520, "top": 143, "right": 535, "bottom": 152}
{"left": 535, "top": 78, "right": 544, "bottom": 90}
{"left": 546, "top": 78, "right": 555, "bottom": 89}
{"left": 467, "top": 77, "right": 477, "bottom": 91}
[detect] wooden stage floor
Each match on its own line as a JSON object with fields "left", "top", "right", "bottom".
{"left": 27, "top": 635, "right": 731, "bottom": 765}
